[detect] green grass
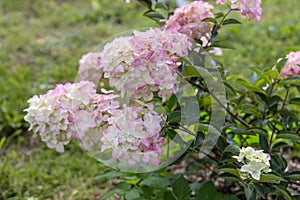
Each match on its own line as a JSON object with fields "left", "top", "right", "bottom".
{"left": 216, "top": 0, "right": 300, "bottom": 77}
{"left": 0, "top": 0, "right": 300, "bottom": 199}
{"left": 1, "top": 141, "right": 108, "bottom": 200}
{"left": 0, "top": 0, "right": 153, "bottom": 199}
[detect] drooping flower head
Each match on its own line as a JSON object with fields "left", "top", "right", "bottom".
{"left": 78, "top": 52, "right": 103, "bottom": 84}
{"left": 101, "top": 105, "right": 164, "bottom": 167}
{"left": 24, "top": 81, "right": 119, "bottom": 152}
{"left": 101, "top": 28, "right": 191, "bottom": 102}
{"left": 276, "top": 51, "right": 300, "bottom": 77}
{"left": 216, "top": 0, "right": 262, "bottom": 22}
{"left": 164, "top": 1, "right": 215, "bottom": 40}
{"left": 233, "top": 147, "right": 271, "bottom": 180}
{"left": 24, "top": 81, "right": 98, "bottom": 152}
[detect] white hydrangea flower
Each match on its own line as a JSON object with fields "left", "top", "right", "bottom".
{"left": 233, "top": 147, "right": 271, "bottom": 180}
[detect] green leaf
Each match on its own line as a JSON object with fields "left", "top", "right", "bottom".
{"left": 164, "top": 191, "right": 177, "bottom": 200}
{"left": 219, "top": 173, "right": 241, "bottom": 181}
{"left": 275, "top": 58, "right": 287, "bottom": 72}
{"left": 214, "top": 12, "right": 224, "bottom": 19}
{"left": 259, "top": 135, "right": 268, "bottom": 152}
{"left": 222, "top": 18, "right": 241, "bottom": 25}
{"left": 193, "top": 131, "right": 204, "bottom": 147}
{"left": 168, "top": 111, "right": 181, "bottom": 123}
{"left": 100, "top": 189, "right": 124, "bottom": 200}
{"left": 276, "top": 133, "right": 300, "bottom": 141}
{"left": 167, "top": 129, "right": 185, "bottom": 145}
{"left": 125, "top": 189, "right": 141, "bottom": 200}
{"left": 219, "top": 168, "right": 240, "bottom": 177}
{"left": 203, "top": 17, "right": 217, "bottom": 24}
{"left": 210, "top": 41, "right": 235, "bottom": 49}
{"left": 166, "top": 94, "right": 178, "bottom": 111}
{"left": 246, "top": 127, "right": 268, "bottom": 137}
{"left": 137, "top": 0, "right": 152, "bottom": 9}
{"left": 118, "top": 181, "right": 131, "bottom": 191}
{"left": 279, "top": 77, "right": 300, "bottom": 86}
{"left": 257, "top": 174, "right": 287, "bottom": 183}
{"left": 143, "top": 10, "right": 165, "bottom": 21}
{"left": 155, "top": 2, "right": 169, "bottom": 10}
{"left": 253, "top": 183, "right": 266, "bottom": 199}
{"left": 224, "top": 82, "right": 237, "bottom": 95}
{"left": 183, "top": 65, "right": 201, "bottom": 78}
{"left": 94, "top": 171, "right": 123, "bottom": 180}
{"left": 273, "top": 186, "right": 293, "bottom": 200}
{"left": 172, "top": 175, "right": 191, "bottom": 200}
{"left": 196, "top": 181, "right": 239, "bottom": 200}
{"left": 141, "top": 176, "right": 170, "bottom": 189}
{"left": 290, "top": 97, "right": 300, "bottom": 105}
{"left": 244, "top": 183, "right": 256, "bottom": 200}
{"left": 285, "top": 171, "right": 300, "bottom": 181}
{"left": 223, "top": 144, "right": 240, "bottom": 154}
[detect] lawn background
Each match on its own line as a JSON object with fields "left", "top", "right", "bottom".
{"left": 0, "top": 0, "right": 299, "bottom": 199}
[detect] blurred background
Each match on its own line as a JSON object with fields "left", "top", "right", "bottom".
{"left": 0, "top": 0, "right": 299, "bottom": 199}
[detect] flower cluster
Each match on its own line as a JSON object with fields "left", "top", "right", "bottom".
{"left": 24, "top": 80, "right": 165, "bottom": 166}
{"left": 277, "top": 51, "right": 300, "bottom": 77}
{"left": 24, "top": 81, "right": 100, "bottom": 152}
{"left": 101, "top": 105, "right": 165, "bottom": 167}
{"left": 96, "top": 28, "right": 191, "bottom": 102}
{"left": 78, "top": 52, "right": 102, "bottom": 84}
{"left": 216, "top": 0, "right": 262, "bottom": 22}
{"left": 164, "top": 1, "right": 215, "bottom": 40}
{"left": 233, "top": 147, "right": 271, "bottom": 180}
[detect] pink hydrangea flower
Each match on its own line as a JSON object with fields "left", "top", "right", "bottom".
{"left": 277, "top": 51, "right": 300, "bottom": 77}
{"left": 78, "top": 52, "right": 102, "bottom": 84}
{"left": 164, "top": 1, "right": 215, "bottom": 40}
{"left": 101, "top": 105, "right": 164, "bottom": 167}
{"left": 216, "top": 0, "right": 262, "bottom": 22}
{"left": 24, "top": 81, "right": 116, "bottom": 152}
{"left": 101, "top": 28, "right": 191, "bottom": 102}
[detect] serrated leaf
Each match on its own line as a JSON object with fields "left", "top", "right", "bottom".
{"left": 222, "top": 18, "right": 241, "bottom": 25}
{"left": 172, "top": 175, "right": 191, "bottom": 200}
{"left": 141, "top": 177, "right": 170, "bottom": 189}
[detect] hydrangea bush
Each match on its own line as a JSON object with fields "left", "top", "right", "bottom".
{"left": 25, "top": 0, "right": 300, "bottom": 199}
